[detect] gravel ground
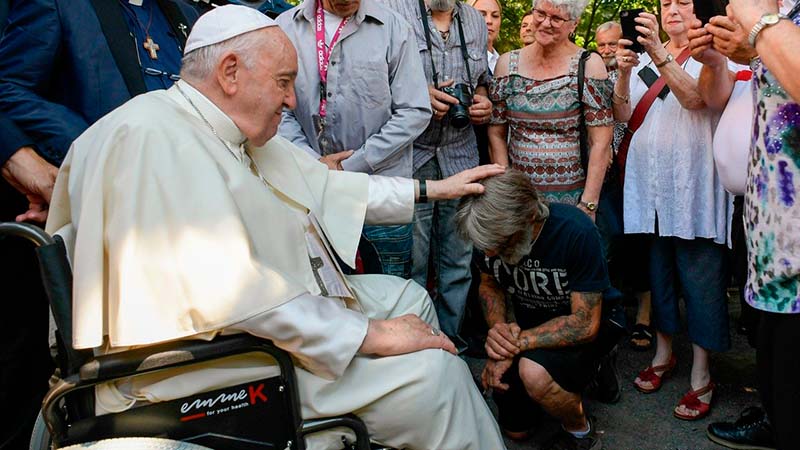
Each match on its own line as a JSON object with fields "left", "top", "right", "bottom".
{"left": 465, "top": 293, "right": 760, "bottom": 450}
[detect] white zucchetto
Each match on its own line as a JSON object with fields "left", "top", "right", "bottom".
{"left": 184, "top": 4, "right": 278, "bottom": 55}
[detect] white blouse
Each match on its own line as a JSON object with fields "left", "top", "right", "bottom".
{"left": 623, "top": 53, "right": 732, "bottom": 245}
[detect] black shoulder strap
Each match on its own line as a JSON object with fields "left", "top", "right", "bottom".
{"left": 415, "top": 0, "right": 473, "bottom": 91}
{"left": 453, "top": 4, "right": 473, "bottom": 91}
{"left": 417, "top": 0, "right": 439, "bottom": 87}
{"left": 88, "top": 0, "right": 148, "bottom": 97}
{"left": 155, "top": 0, "right": 191, "bottom": 49}
{"left": 789, "top": 1, "right": 800, "bottom": 18}
{"left": 577, "top": 50, "right": 590, "bottom": 173}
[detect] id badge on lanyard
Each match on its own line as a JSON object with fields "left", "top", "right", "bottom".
{"left": 314, "top": 0, "right": 348, "bottom": 154}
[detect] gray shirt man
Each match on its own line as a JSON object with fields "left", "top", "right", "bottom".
{"left": 379, "top": 0, "right": 489, "bottom": 177}
{"left": 277, "top": 0, "right": 431, "bottom": 177}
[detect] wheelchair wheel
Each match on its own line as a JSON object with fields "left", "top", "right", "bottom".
{"left": 60, "top": 438, "right": 213, "bottom": 450}
{"left": 29, "top": 412, "right": 50, "bottom": 450}
{"left": 29, "top": 413, "right": 213, "bottom": 450}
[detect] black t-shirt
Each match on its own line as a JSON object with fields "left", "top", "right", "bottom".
{"left": 476, "top": 203, "right": 610, "bottom": 329}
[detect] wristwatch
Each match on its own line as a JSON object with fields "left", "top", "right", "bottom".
{"left": 579, "top": 200, "right": 597, "bottom": 212}
{"left": 749, "top": 13, "right": 786, "bottom": 47}
{"left": 655, "top": 53, "right": 674, "bottom": 68}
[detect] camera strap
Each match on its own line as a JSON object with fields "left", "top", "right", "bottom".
{"left": 416, "top": 0, "right": 473, "bottom": 90}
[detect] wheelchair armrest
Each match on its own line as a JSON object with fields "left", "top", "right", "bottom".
{"left": 78, "top": 334, "right": 290, "bottom": 383}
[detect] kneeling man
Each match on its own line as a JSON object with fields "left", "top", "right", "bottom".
{"left": 45, "top": 5, "right": 506, "bottom": 450}
{"left": 456, "top": 170, "right": 609, "bottom": 450}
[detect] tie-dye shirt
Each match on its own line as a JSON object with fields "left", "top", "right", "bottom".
{"left": 744, "top": 13, "right": 800, "bottom": 313}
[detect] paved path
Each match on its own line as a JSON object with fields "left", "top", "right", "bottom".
{"left": 465, "top": 296, "right": 759, "bottom": 450}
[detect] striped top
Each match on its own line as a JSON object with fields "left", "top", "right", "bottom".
{"left": 490, "top": 49, "right": 613, "bottom": 205}
{"left": 379, "top": 0, "right": 490, "bottom": 177}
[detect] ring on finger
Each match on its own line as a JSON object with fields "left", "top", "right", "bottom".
{"left": 430, "top": 327, "right": 441, "bottom": 336}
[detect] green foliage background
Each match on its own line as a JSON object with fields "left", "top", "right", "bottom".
{"left": 285, "top": 0, "right": 663, "bottom": 54}
{"left": 492, "top": 0, "right": 661, "bottom": 54}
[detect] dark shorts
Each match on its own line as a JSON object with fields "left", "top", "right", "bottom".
{"left": 493, "top": 336, "right": 608, "bottom": 432}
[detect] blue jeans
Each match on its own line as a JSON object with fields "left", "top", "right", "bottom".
{"left": 412, "top": 158, "right": 473, "bottom": 338}
{"left": 650, "top": 235, "right": 731, "bottom": 352}
{"left": 362, "top": 224, "right": 413, "bottom": 278}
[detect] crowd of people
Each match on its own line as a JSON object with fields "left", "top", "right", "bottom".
{"left": 0, "top": 0, "right": 798, "bottom": 449}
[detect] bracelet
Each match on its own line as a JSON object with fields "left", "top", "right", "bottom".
{"left": 612, "top": 90, "right": 629, "bottom": 104}
{"left": 419, "top": 179, "right": 428, "bottom": 203}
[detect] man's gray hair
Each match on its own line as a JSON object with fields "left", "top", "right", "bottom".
{"left": 455, "top": 169, "right": 549, "bottom": 254}
{"left": 596, "top": 20, "right": 621, "bottom": 34}
{"left": 532, "top": 0, "right": 589, "bottom": 21}
{"left": 180, "top": 30, "right": 267, "bottom": 81}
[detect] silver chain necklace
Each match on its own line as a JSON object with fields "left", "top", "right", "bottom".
{"left": 175, "top": 83, "right": 274, "bottom": 189}
{"left": 175, "top": 83, "right": 245, "bottom": 164}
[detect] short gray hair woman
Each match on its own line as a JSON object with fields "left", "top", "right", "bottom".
{"left": 488, "top": 0, "right": 613, "bottom": 220}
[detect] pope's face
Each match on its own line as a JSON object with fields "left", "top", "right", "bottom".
{"left": 238, "top": 31, "right": 298, "bottom": 147}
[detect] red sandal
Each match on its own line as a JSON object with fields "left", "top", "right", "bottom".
{"left": 633, "top": 354, "right": 676, "bottom": 393}
{"left": 674, "top": 382, "right": 715, "bottom": 421}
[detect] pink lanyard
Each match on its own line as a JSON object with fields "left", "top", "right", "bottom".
{"left": 315, "top": 0, "right": 348, "bottom": 118}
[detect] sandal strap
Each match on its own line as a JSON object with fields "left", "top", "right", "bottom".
{"left": 689, "top": 381, "right": 715, "bottom": 398}
{"left": 679, "top": 382, "right": 715, "bottom": 408}
{"left": 632, "top": 323, "right": 654, "bottom": 339}
{"left": 650, "top": 355, "right": 676, "bottom": 373}
{"left": 637, "top": 365, "right": 661, "bottom": 383}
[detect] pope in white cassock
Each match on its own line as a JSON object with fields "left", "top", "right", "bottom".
{"left": 44, "top": 4, "right": 507, "bottom": 450}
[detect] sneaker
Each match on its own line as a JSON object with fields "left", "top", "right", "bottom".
{"left": 543, "top": 418, "right": 602, "bottom": 450}
{"left": 706, "top": 406, "right": 776, "bottom": 450}
{"left": 543, "top": 430, "right": 602, "bottom": 450}
{"left": 586, "top": 345, "right": 621, "bottom": 404}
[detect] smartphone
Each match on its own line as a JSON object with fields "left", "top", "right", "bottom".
{"left": 694, "top": 0, "right": 729, "bottom": 25}
{"left": 620, "top": 8, "right": 645, "bottom": 54}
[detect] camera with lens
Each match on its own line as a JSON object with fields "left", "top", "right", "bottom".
{"left": 440, "top": 83, "right": 473, "bottom": 129}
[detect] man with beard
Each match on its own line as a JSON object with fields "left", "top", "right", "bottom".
{"left": 593, "top": 21, "right": 654, "bottom": 354}
{"left": 456, "top": 170, "right": 610, "bottom": 450}
{"left": 379, "top": 0, "right": 492, "bottom": 349}
{"left": 595, "top": 21, "right": 622, "bottom": 71}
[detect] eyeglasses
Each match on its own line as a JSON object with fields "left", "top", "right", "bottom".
{"left": 144, "top": 67, "right": 181, "bottom": 82}
{"left": 531, "top": 8, "right": 571, "bottom": 27}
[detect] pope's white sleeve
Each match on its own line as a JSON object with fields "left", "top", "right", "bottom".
{"left": 229, "top": 293, "right": 368, "bottom": 380}
{"left": 364, "top": 175, "right": 415, "bottom": 225}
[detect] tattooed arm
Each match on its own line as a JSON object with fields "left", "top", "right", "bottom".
{"left": 478, "top": 272, "right": 508, "bottom": 327}
{"left": 479, "top": 272, "right": 522, "bottom": 360}
{"left": 517, "top": 291, "right": 602, "bottom": 351}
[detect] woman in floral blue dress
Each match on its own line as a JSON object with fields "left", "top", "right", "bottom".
{"left": 728, "top": 0, "right": 800, "bottom": 447}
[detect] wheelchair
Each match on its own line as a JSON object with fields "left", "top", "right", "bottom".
{"left": 0, "top": 222, "right": 372, "bottom": 450}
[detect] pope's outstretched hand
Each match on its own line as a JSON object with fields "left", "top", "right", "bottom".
{"left": 426, "top": 164, "right": 506, "bottom": 201}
